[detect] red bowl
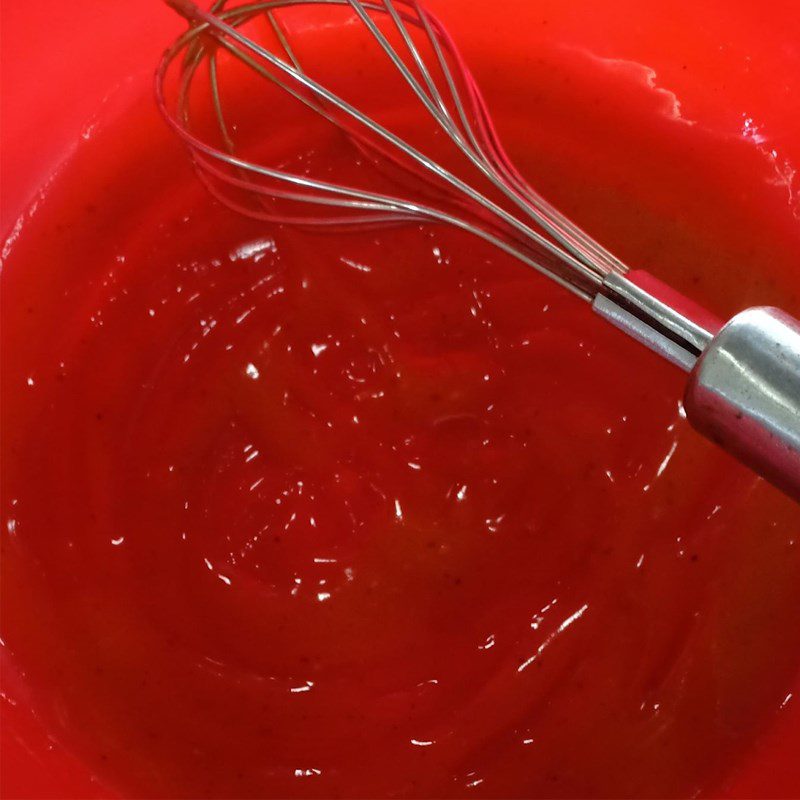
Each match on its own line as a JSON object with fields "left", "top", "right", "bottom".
{"left": 2, "top": 1, "right": 799, "bottom": 796}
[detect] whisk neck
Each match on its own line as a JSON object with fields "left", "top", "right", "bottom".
{"left": 593, "top": 273, "right": 716, "bottom": 372}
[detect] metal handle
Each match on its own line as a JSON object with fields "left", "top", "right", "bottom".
{"left": 684, "top": 307, "right": 800, "bottom": 501}
{"left": 594, "top": 274, "right": 800, "bottom": 502}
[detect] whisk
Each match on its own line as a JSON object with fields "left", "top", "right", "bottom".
{"left": 156, "top": 0, "right": 800, "bottom": 501}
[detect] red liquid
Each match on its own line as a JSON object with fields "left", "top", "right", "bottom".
{"left": 2, "top": 6, "right": 800, "bottom": 798}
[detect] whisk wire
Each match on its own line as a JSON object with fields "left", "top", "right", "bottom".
{"left": 350, "top": 0, "right": 628, "bottom": 277}
{"left": 158, "top": 0, "right": 627, "bottom": 298}
{"left": 348, "top": 0, "right": 604, "bottom": 270}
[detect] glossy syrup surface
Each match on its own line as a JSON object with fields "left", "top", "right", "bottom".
{"left": 2, "top": 9, "right": 800, "bottom": 798}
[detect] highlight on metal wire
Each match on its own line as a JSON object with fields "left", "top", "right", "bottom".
{"left": 156, "top": 0, "right": 629, "bottom": 300}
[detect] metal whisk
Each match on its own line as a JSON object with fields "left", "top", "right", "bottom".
{"left": 156, "top": 0, "right": 800, "bottom": 501}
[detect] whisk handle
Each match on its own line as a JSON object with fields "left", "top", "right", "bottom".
{"left": 594, "top": 274, "right": 800, "bottom": 501}
{"left": 684, "top": 307, "right": 800, "bottom": 501}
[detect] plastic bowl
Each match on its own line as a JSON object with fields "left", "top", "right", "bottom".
{"left": 2, "top": 1, "right": 799, "bottom": 797}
